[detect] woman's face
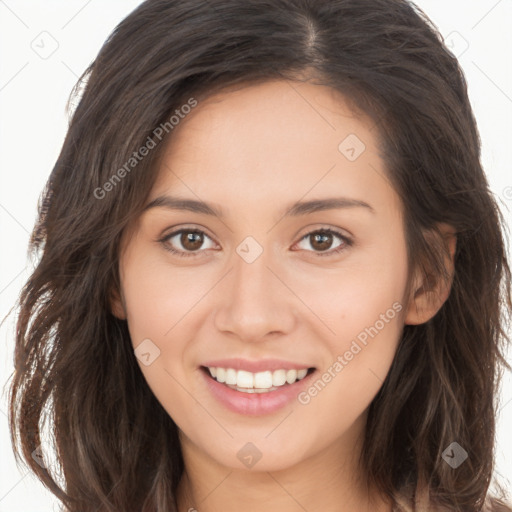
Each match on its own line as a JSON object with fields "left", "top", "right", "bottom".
{"left": 115, "top": 79, "right": 414, "bottom": 472}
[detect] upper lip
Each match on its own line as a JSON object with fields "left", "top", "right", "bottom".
{"left": 202, "top": 358, "right": 315, "bottom": 373}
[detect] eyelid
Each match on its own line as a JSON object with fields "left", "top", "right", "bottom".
{"left": 159, "top": 224, "right": 218, "bottom": 244}
{"left": 158, "top": 225, "right": 219, "bottom": 257}
{"left": 291, "top": 227, "right": 353, "bottom": 257}
{"left": 158, "top": 224, "right": 353, "bottom": 258}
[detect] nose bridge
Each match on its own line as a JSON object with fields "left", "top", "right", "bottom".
{"left": 214, "top": 236, "right": 294, "bottom": 339}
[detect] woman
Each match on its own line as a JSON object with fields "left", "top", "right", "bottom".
{"left": 8, "top": 0, "right": 512, "bottom": 510}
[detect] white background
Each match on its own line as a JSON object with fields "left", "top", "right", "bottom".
{"left": 1, "top": 1, "right": 511, "bottom": 510}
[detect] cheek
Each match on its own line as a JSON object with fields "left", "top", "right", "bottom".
{"left": 294, "top": 290, "right": 405, "bottom": 445}
{"left": 288, "top": 230, "right": 409, "bottom": 347}
{"left": 119, "top": 251, "right": 207, "bottom": 426}
{"left": 292, "top": 233, "right": 408, "bottom": 413}
{"left": 121, "top": 249, "right": 216, "bottom": 347}
{"left": 119, "top": 251, "right": 219, "bottom": 411}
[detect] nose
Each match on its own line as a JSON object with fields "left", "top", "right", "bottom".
{"left": 213, "top": 242, "right": 296, "bottom": 342}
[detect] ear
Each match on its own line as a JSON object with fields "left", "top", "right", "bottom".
{"left": 404, "top": 223, "right": 457, "bottom": 326}
{"left": 110, "top": 286, "right": 127, "bottom": 320}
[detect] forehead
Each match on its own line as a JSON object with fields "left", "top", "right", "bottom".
{"left": 161, "top": 79, "right": 377, "bottom": 160}
{"left": 150, "top": 79, "right": 399, "bottom": 220}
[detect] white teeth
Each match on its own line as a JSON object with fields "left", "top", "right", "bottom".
{"left": 286, "top": 369, "right": 297, "bottom": 384}
{"left": 216, "top": 367, "right": 226, "bottom": 383}
{"left": 225, "top": 368, "right": 237, "bottom": 385}
{"left": 272, "top": 369, "right": 287, "bottom": 386}
{"left": 206, "top": 366, "right": 311, "bottom": 389}
{"left": 297, "top": 369, "right": 308, "bottom": 379}
{"left": 237, "top": 370, "right": 254, "bottom": 388}
{"left": 254, "top": 371, "right": 273, "bottom": 389}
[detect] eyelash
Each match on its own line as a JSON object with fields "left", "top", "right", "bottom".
{"left": 158, "top": 227, "right": 353, "bottom": 258}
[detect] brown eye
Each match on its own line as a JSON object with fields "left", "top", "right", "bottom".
{"left": 295, "top": 228, "right": 352, "bottom": 257}
{"left": 180, "top": 231, "right": 204, "bottom": 251}
{"left": 310, "top": 232, "right": 334, "bottom": 251}
{"left": 160, "top": 229, "right": 216, "bottom": 257}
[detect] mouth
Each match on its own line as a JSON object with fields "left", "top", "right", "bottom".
{"left": 198, "top": 357, "right": 319, "bottom": 415}
{"left": 200, "top": 363, "right": 317, "bottom": 415}
{"left": 200, "top": 365, "right": 317, "bottom": 393}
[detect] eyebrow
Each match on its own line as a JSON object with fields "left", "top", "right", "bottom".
{"left": 143, "top": 195, "right": 375, "bottom": 218}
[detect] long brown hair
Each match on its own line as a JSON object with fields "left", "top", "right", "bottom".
{"left": 7, "top": 0, "right": 512, "bottom": 510}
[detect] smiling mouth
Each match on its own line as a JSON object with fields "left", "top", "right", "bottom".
{"left": 200, "top": 366, "right": 316, "bottom": 393}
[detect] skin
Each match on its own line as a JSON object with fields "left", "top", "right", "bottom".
{"left": 112, "top": 79, "right": 456, "bottom": 512}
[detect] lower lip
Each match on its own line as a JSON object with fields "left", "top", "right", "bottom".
{"left": 200, "top": 367, "right": 316, "bottom": 416}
